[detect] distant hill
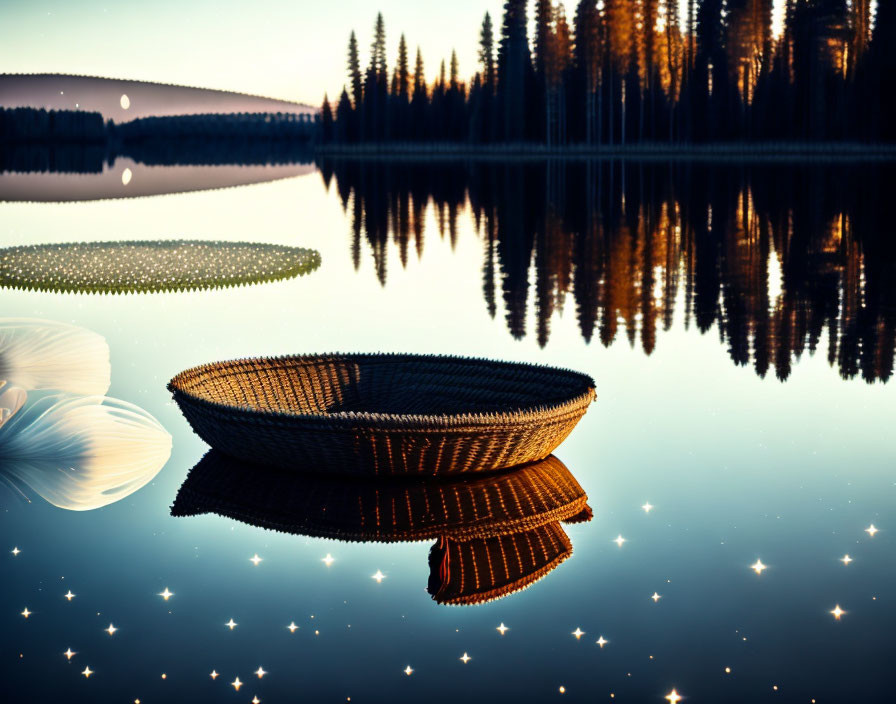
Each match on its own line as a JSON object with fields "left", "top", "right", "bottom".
{"left": 0, "top": 74, "right": 316, "bottom": 122}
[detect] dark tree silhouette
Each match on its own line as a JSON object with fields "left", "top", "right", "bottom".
{"left": 328, "top": 4, "right": 892, "bottom": 146}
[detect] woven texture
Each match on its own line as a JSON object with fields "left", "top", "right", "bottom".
{"left": 171, "top": 450, "right": 591, "bottom": 543}
{"left": 427, "top": 523, "right": 573, "bottom": 606}
{"left": 168, "top": 354, "right": 596, "bottom": 475}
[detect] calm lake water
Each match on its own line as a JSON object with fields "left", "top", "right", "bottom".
{"left": 1, "top": 156, "right": 894, "bottom": 703}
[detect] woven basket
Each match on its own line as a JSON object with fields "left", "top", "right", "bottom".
{"left": 168, "top": 354, "right": 596, "bottom": 476}
{"left": 172, "top": 450, "right": 591, "bottom": 543}
{"left": 427, "top": 524, "right": 573, "bottom": 606}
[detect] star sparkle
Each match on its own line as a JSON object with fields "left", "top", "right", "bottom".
{"left": 105, "top": 624, "right": 118, "bottom": 636}
{"left": 64, "top": 648, "right": 76, "bottom": 660}
{"left": 371, "top": 570, "right": 387, "bottom": 583}
{"left": 642, "top": 502, "right": 654, "bottom": 513}
{"left": 225, "top": 619, "right": 238, "bottom": 630}
{"left": 665, "top": 689, "right": 682, "bottom": 703}
{"left": 596, "top": 636, "right": 609, "bottom": 648}
{"left": 11, "top": 547, "right": 20, "bottom": 556}
{"left": 404, "top": 666, "right": 414, "bottom": 676}
{"left": 287, "top": 622, "right": 299, "bottom": 633}
{"left": 21, "top": 607, "right": 31, "bottom": 618}
{"left": 460, "top": 652, "right": 471, "bottom": 663}
{"left": 210, "top": 670, "right": 219, "bottom": 680}
{"left": 866, "top": 524, "right": 879, "bottom": 537}
{"left": 751, "top": 559, "right": 767, "bottom": 575}
{"left": 158, "top": 588, "right": 174, "bottom": 601}
{"left": 496, "top": 623, "right": 509, "bottom": 635}
{"left": 841, "top": 555, "right": 853, "bottom": 565}
{"left": 572, "top": 628, "right": 585, "bottom": 639}
{"left": 613, "top": 535, "right": 627, "bottom": 547}
{"left": 831, "top": 605, "right": 846, "bottom": 620}
{"left": 652, "top": 592, "right": 662, "bottom": 602}
{"left": 250, "top": 554, "right": 263, "bottom": 566}
{"left": 231, "top": 677, "right": 243, "bottom": 691}
{"left": 255, "top": 667, "right": 267, "bottom": 679}
{"left": 322, "top": 554, "right": 335, "bottom": 566}
{"left": 82, "top": 666, "right": 93, "bottom": 678}
{"left": 252, "top": 697, "right": 261, "bottom": 704}
{"left": 64, "top": 590, "right": 76, "bottom": 601}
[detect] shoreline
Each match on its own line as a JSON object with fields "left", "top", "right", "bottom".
{"left": 315, "top": 142, "right": 896, "bottom": 163}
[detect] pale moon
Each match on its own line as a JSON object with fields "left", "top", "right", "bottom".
{"left": 120, "top": 94, "right": 130, "bottom": 110}
{"left": 121, "top": 168, "right": 132, "bottom": 186}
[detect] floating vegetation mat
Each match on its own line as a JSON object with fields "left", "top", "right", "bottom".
{"left": 0, "top": 240, "right": 321, "bottom": 294}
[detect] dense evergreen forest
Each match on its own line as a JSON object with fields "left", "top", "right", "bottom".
{"left": 322, "top": 1, "right": 895, "bottom": 146}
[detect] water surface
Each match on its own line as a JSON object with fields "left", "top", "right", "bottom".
{"left": 1, "top": 157, "right": 893, "bottom": 703}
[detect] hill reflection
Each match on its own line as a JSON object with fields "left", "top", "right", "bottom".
{"left": 321, "top": 160, "right": 896, "bottom": 384}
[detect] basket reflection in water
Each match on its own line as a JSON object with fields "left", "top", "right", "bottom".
{"left": 172, "top": 451, "right": 592, "bottom": 605}
{"left": 0, "top": 240, "right": 321, "bottom": 294}
{"left": 168, "top": 354, "right": 596, "bottom": 476}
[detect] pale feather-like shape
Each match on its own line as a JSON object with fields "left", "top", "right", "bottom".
{"left": 0, "top": 393, "right": 172, "bottom": 511}
{"left": 0, "top": 319, "right": 111, "bottom": 395}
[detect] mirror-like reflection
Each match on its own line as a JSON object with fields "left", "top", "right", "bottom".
{"left": 0, "top": 319, "right": 171, "bottom": 510}
{"left": 322, "top": 160, "right": 896, "bottom": 383}
{"left": 0, "top": 156, "right": 316, "bottom": 202}
{"left": 0, "top": 240, "right": 321, "bottom": 294}
{"left": 173, "top": 451, "right": 591, "bottom": 605}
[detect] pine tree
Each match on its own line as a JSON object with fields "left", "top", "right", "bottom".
{"left": 396, "top": 34, "right": 410, "bottom": 99}
{"left": 498, "top": 0, "right": 532, "bottom": 141}
{"left": 321, "top": 93, "right": 334, "bottom": 143}
{"left": 479, "top": 12, "right": 497, "bottom": 92}
{"left": 574, "top": 0, "right": 602, "bottom": 144}
{"left": 347, "top": 31, "right": 363, "bottom": 108}
{"left": 371, "top": 13, "right": 388, "bottom": 80}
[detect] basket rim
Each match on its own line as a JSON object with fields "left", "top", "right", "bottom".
{"left": 167, "top": 352, "right": 597, "bottom": 429}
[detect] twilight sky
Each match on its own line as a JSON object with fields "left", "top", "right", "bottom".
{"left": 1, "top": 1, "right": 787, "bottom": 107}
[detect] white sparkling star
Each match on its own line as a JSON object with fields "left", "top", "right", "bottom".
{"left": 225, "top": 619, "right": 238, "bottom": 630}
{"left": 866, "top": 524, "right": 879, "bottom": 537}
{"left": 105, "top": 624, "right": 118, "bottom": 636}
{"left": 642, "top": 502, "right": 654, "bottom": 513}
{"left": 64, "top": 648, "right": 76, "bottom": 660}
{"left": 496, "top": 623, "right": 509, "bottom": 635}
{"left": 596, "top": 636, "right": 609, "bottom": 648}
{"left": 371, "top": 570, "right": 386, "bottom": 583}
{"left": 158, "top": 587, "right": 174, "bottom": 601}
{"left": 751, "top": 559, "right": 767, "bottom": 575}
{"left": 210, "top": 670, "right": 219, "bottom": 680}
{"left": 460, "top": 652, "right": 471, "bottom": 663}
{"left": 11, "top": 547, "right": 20, "bottom": 556}
{"left": 231, "top": 677, "right": 243, "bottom": 691}
{"left": 614, "top": 535, "right": 627, "bottom": 547}
{"left": 250, "top": 554, "right": 263, "bottom": 566}
{"left": 252, "top": 697, "right": 261, "bottom": 704}
{"left": 255, "top": 667, "right": 267, "bottom": 679}
{"left": 287, "top": 622, "right": 299, "bottom": 633}
{"left": 404, "top": 665, "right": 414, "bottom": 676}
{"left": 652, "top": 592, "right": 662, "bottom": 602}
{"left": 82, "top": 666, "right": 93, "bottom": 678}
{"left": 559, "top": 685, "right": 566, "bottom": 693}
{"left": 322, "top": 553, "right": 335, "bottom": 566}
{"left": 21, "top": 607, "right": 31, "bottom": 618}
{"left": 665, "top": 689, "right": 682, "bottom": 704}
{"left": 831, "top": 605, "right": 846, "bottom": 620}
{"left": 64, "top": 590, "right": 76, "bottom": 601}
{"left": 572, "top": 628, "right": 585, "bottom": 639}
{"left": 841, "top": 555, "right": 853, "bottom": 565}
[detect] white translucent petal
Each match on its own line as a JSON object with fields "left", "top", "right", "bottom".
{"left": 0, "top": 319, "right": 111, "bottom": 395}
{"left": 0, "top": 386, "right": 27, "bottom": 430}
{"left": 0, "top": 394, "right": 172, "bottom": 511}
